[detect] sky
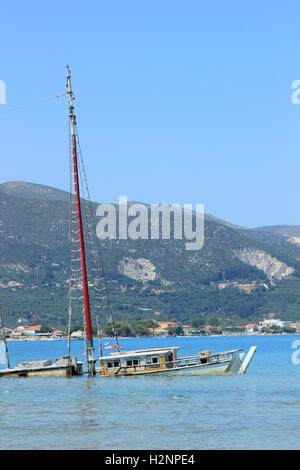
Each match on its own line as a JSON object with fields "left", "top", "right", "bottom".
{"left": 1, "top": 0, "right": 300, "bottom": 228}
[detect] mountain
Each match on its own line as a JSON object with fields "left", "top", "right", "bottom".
{"left": 1, "top": 181, "right": 300, "bottom": 329}
{"left": 255, "top": 225, "right": 300, "bottom": 237}
{"left": 0, "top": 181, "right": 71, "bottom": 202}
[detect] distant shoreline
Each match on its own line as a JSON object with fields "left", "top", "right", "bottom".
{"left": 5, "top": 331, "right": 300, "bottom": 342}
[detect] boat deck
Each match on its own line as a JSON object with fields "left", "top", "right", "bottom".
{"left": 0, "top": 357, "right": 83, "bottom": 378}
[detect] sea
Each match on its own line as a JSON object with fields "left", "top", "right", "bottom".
{"left": 0, "top": 334, "right": 300, "bottom": 450}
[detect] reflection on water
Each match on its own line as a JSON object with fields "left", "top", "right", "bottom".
{"left": 0, "top": 335, "right": 300, "bottom": 449}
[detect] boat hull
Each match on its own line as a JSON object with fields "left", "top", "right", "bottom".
{"left": 117, "top": 360, "right": 231, "bottom": 376}
{"left": 98, "top": 358, "right": 237, "bottom": 377}
{"left": 0, "top": 357, "right": 83, "bottom": 378}
{"left": 0, "top": 365, "right": 73, "bottom": 378}
{"left": 98, "top": 346, "right": 257, "bottom": 377}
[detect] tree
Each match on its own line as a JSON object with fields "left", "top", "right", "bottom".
{"left": 167, "top": 325, "right": 183, "bottom": 336}
{"left": 40, "top": 324, "right": 54, "bottom": 333}
{"left": 132, "top": 320, "right": 159, "bottom": 337}
{"left": 103, "top": 321, "right": 132, "bottom": 337}
{"left": 191, "top": 318, "right": 205, "bottom": 328}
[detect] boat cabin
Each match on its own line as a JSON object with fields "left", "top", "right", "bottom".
{"left": 99, "top": 347, "right": 180, "bottom": 376}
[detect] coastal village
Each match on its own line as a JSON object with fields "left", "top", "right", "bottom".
{"left": 2, "top": 318, "right": 300, "bottom": 341}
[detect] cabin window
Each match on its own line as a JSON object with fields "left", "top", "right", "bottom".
{"left": 133, "top": 359, "right": 139, "bottom": 366}
{"left": 146, "top": 356, "right": 159, "bottom": 364}
{"left": 126, "top": 360, "right": 133, "bottom": 366}
{"left": 107, "top": 361, "right": 120, "bottom": 368}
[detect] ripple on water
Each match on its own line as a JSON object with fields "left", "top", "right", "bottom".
{"left": 1, "top": 336, "right": 300, "bottom": 449}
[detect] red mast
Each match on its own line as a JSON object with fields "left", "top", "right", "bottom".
{"left": 66, "top": 66, "right": 95, "bottom": 375}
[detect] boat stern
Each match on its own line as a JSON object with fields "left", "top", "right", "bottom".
{"left": 225, "top": 346, "right": 257, "bottom": 374}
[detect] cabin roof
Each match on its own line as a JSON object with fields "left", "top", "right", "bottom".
{"left": 100, "top": 346, "right": 180, "bottom": 361}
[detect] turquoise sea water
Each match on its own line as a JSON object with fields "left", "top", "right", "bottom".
{"left": 0, "top": 335, "right": 300, "bottom": 450}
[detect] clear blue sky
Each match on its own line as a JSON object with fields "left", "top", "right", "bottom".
{"left": 1, "top": 0, "right": 300, "bottom": 228}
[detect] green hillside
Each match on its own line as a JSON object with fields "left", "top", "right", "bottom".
{"left": 1, "top": 182, "right": 300, "bottom": 330}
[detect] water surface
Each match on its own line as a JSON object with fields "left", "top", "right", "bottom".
{"left": 0, "top": 335, "right": 299, "bottom": 450}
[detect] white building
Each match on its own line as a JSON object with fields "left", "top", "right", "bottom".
{"left": 259, "top": 319, "right": 291, "bottom": 328}
{"left": 71, "top": 330, "right": 84, "bottom": 339}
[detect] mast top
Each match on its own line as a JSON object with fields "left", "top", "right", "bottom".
{"left": 66, "top": 65, "right": 76, "bottom": 126}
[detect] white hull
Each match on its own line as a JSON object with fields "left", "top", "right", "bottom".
{"left": 125, "top": 360, "right": 232, "bottom": 376}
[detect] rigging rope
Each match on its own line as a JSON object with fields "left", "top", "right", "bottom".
{"left": 0, "top": 92, "right": 66, "bottom": 115}
{"left": 75, "top": 128, "right": 121, "bottom": 351}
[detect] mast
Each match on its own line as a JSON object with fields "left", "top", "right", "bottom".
{"left": 66, "top": 65, "right": 95, "bottom": 375}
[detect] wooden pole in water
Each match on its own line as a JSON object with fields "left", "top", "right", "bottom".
{"left": 0, "top": 306, "right": 10, "bottom": 369}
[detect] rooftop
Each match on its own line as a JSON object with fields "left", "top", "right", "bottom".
{"left": 101, "top": 346, "right": 180, "bottom": 361}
